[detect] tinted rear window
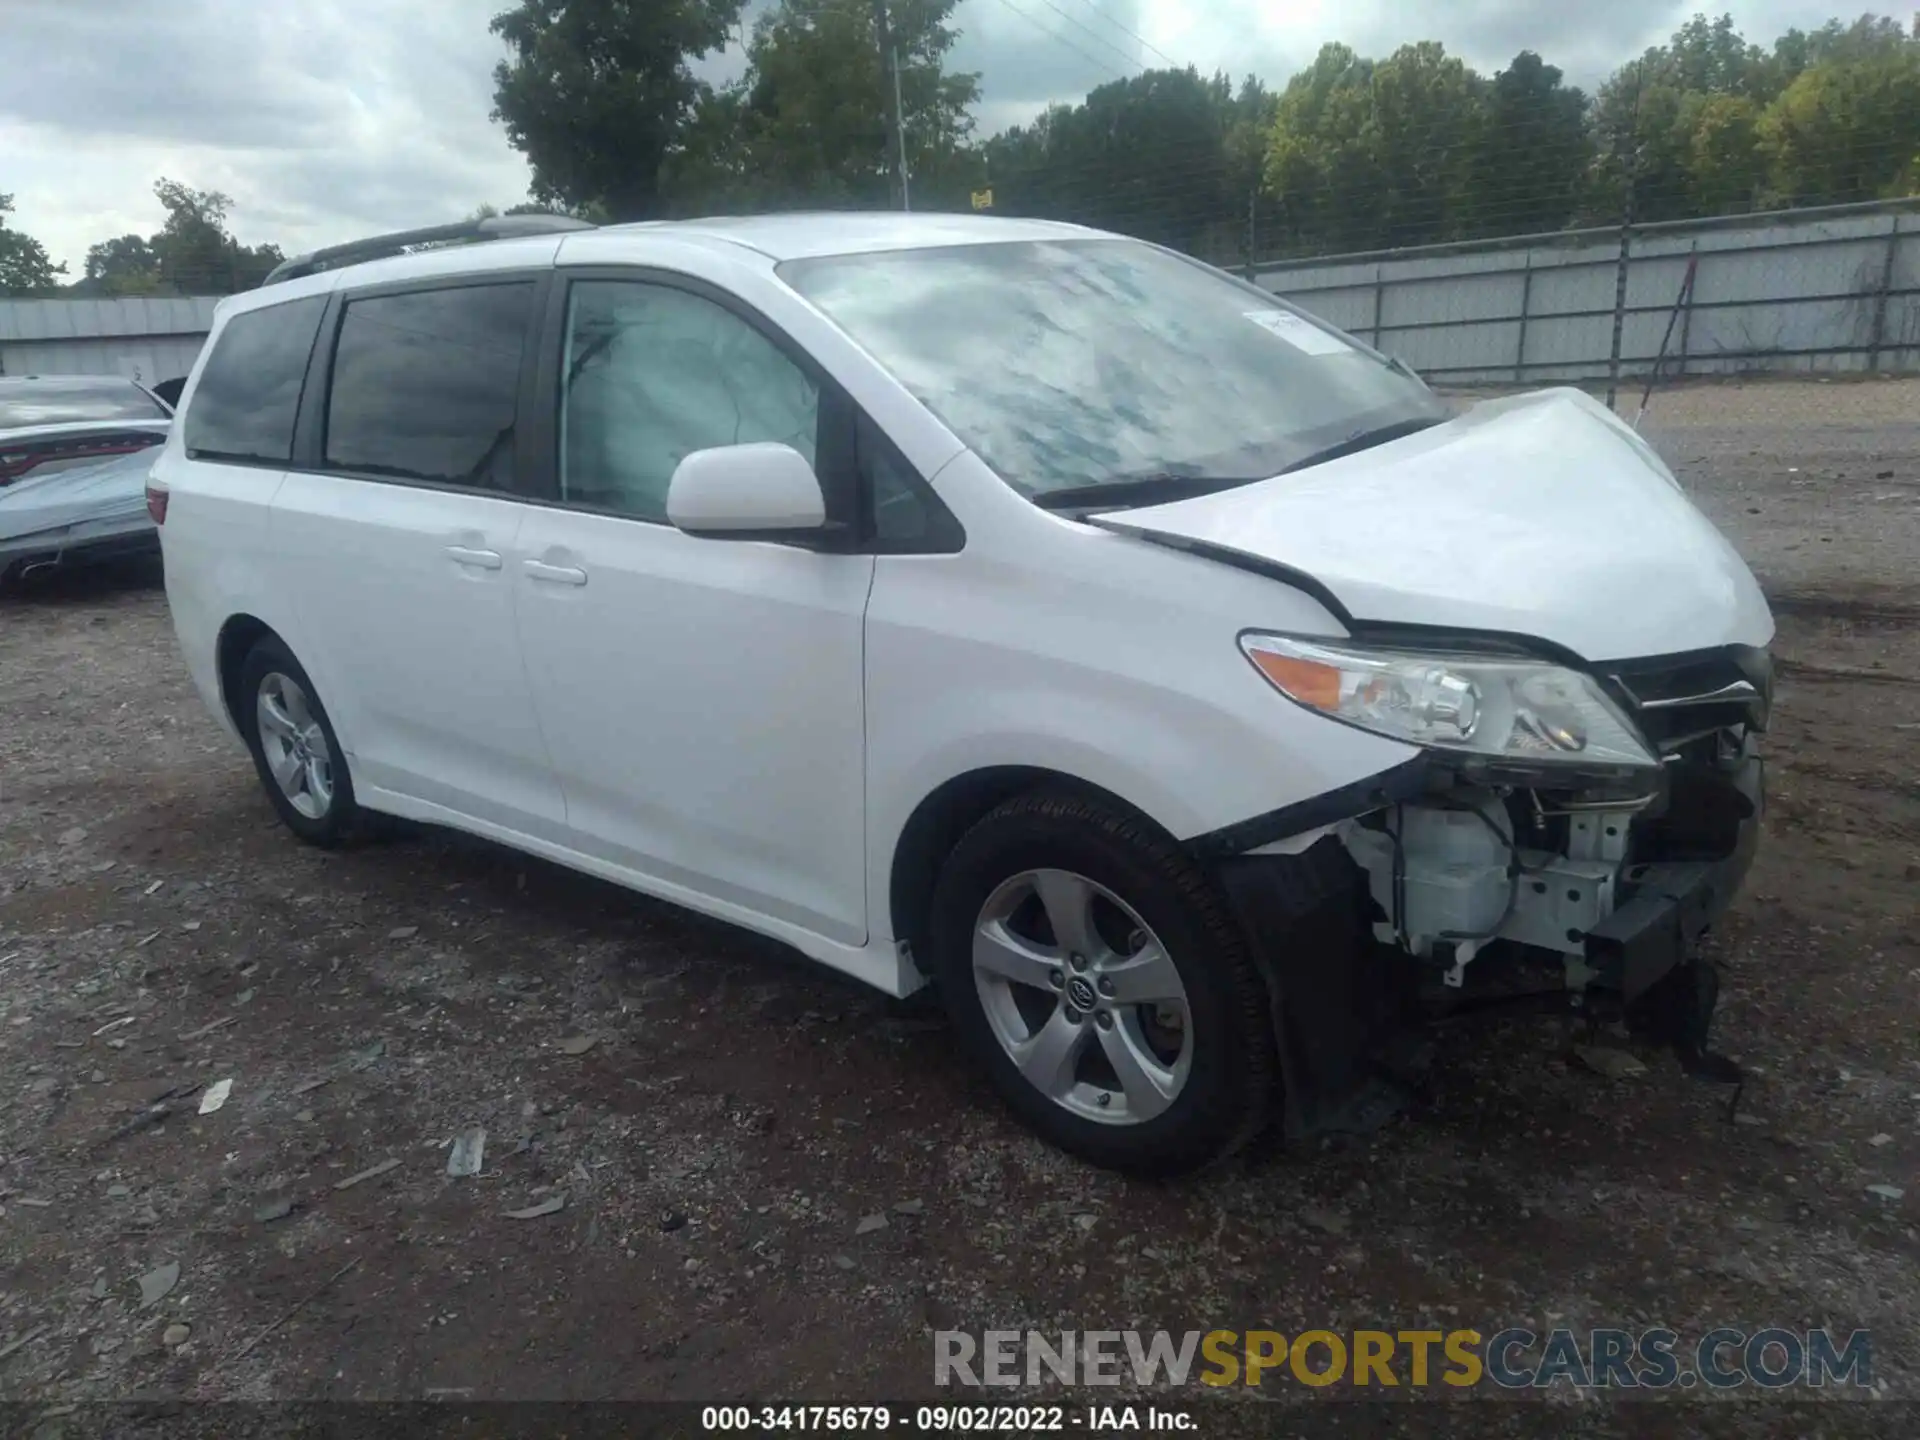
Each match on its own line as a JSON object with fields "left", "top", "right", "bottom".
{"left": 0, "top": 377, "right": 169, "bottom": 428}
{"left": 183, "top": 296, "right": 327, "bottom": 465}
{"left": 323, "top": 283, "right": 533, "bottom": 490}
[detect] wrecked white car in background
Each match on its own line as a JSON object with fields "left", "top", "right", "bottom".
{"left": 0, "top": 375, "right": 172, "bottom": 584}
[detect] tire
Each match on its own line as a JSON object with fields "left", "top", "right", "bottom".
{"left": 237, "top": 635, "right": 365, "bottom": 848}
{"left": 927, "top": 789, "right": 1277, "bottom": 1176}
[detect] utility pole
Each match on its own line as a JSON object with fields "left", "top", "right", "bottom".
{"left": 893, "top": 44, "right": 911, "bottom": 211}
{"left": 872, "top": 0, "right": 910, "bottom": 210}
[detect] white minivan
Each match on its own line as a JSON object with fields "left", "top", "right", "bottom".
{"left": 151, "top": 212, "right": 1772, "bottom": 1174}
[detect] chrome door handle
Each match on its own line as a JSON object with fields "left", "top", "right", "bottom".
{"left": 445, "top": 545, "right": 503, "bottom": 570}
{"left": 523, "top": 559, "right": 588, "bottom": 586}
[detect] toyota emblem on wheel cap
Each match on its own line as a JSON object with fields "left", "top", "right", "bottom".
{"left": 1066, "top": 975, "right": 1098, "bottom": 1011}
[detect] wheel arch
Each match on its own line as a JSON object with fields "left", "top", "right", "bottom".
{"left": 887, "top": 765, "right": 1179, "bottom": 966}
{"left": 215, "top": 612, "right": 277, "bottom": 735}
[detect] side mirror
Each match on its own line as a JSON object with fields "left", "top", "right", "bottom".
{"left": 666, "top": 443, "right": 826, "bottom": 539}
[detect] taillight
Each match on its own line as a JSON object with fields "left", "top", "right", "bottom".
{"left": 146, "top": 483, "right": 169, "bottom": 525}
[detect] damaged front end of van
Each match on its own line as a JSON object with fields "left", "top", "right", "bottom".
{"left": 1104, "top": 389, "right": 1773, "bottom": 1137}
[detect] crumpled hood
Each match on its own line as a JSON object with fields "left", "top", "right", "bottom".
{"left": 1096, "top": 387, "right": 1773, "bottom": 662}
{"left": 0, "top": 446, "right": 157, "bottom": 543}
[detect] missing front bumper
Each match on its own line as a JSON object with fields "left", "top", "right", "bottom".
{"left": 1587, "top": 755, "right": 1763, "bottom": 1003}
{"left": 1208, "top": 754, "right": 1763, "bottom": 1140}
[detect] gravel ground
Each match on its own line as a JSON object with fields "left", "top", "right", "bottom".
{"left": 1, "top": 377, "right": 1916, "bottom": 1432}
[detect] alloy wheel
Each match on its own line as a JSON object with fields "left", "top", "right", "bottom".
{"left": 972, "top": 868, "right": 1193, "bottom": 1125}
{"left": 255, "top": 671, "right": 334, "bottom": 821}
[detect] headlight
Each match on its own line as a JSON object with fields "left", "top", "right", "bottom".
{"left": 1240, "top": 633, "right": 1658, "bottom": 773}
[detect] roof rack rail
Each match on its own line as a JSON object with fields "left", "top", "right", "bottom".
{"left": 261, "top": 212, "right": 595, "bottom": 287}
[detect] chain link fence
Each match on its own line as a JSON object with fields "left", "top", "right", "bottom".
{"left": 1251, "top": 198, "right": 1919, "bottom": 391}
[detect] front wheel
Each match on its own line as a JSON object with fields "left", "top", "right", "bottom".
{"left": 927, "top": 790, "right": 1277, "bottom": 1175}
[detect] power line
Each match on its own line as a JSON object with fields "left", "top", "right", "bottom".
{"left": 1024, "top": 0, "right": 1149, "bottom": 74}
{"left": 987, "top": 0, "right": 1131, "bottom": 83}
{"left": 1056, "top": 0, "right": 1183, "bottom": 70}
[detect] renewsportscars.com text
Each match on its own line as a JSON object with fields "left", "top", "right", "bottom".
{"left": 934, "top": 1327, "right": 1873, "bottom": 1390}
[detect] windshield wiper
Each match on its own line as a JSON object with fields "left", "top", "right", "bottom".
{"left": 1031, "top": 472, "right": 1266, "bottom": 513}
{"left": 1278, "top": 416, "right": 1443, "bottom": 475}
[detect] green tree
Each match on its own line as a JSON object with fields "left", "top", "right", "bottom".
{"left": 1263, "top": 44, "right": 1381, "bottom": 252}
{"left": 1767, "top": 13, "right": 1915, "bottom": 89}
{"left": 975, "top": 105, "right": 1055, "bottom": 216}
{"left": 984, "top": 67, "right": 1234, "bottom": 256}
{"left": 1590, "top": 62, "right": 1701, "bottom": 223}
{"left": 1465, "top": 51, "right": 1590, "bottom": 237}
{"left": 1685, "top": 91, "right": 1766, "bottom": 213}
{"left": 668, "top": 0, "right": 979, "bottom": 213}
{"left": 1759, "top": 35, "right": 1920, "bottom": 204}
{"left": 1663, "top": 12, "right": 1768, "bottom": 97}
{"left": 1366, "top": 42, "right": 1488, "bottom": 245}
{"left": 1264, "top": 42, "right": 1488, "bottom": 252}
{"left": 83, "top": 234, "right": 164, "bottom": 295}
{"left": 0, "top": 194, "right": 67, "bottom": 295}
{"left": 1222, "top": 75, "right": 1278, "bottom": 194}
{"left": 606, "top": 6, "right": 1920, "bottom": 261}
{"left": 1222, "top": 75, "right": 1283, "bottom": 265}
{"left": 71, "top": 181, "right": 281, "bottom": 296}
{"left": 489, "top": 0, "right": 746, "bottom": 221}
{"left": 661, "top": 88, "right": 760, "bottom": 210}
{"left": 146, "top": 180, "right": 284, "bottom": 292}
{"left": 151, "top": 180, "right": 237, "bottom": 290}
{"left": 1587, "top": 15, "right": 1772, "bottom": 223}
{"left": 1576, "top": 12, "right": 1917, "bottom": 224}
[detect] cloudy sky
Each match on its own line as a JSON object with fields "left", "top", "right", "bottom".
{"left": 1, "top": 0, "right": 1866, "bottom": 274}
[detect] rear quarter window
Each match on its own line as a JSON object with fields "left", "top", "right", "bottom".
{"left": 183, "top": 296, "right": 328, "bottom": 465}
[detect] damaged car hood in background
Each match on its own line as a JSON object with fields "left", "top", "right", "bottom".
{"left": 1094, "top": 387, "right": 1774, "bottom": 663}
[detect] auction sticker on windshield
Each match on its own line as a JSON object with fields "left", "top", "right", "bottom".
{"left": 1244, "top": 309, "right": 1350, "bottom": 355}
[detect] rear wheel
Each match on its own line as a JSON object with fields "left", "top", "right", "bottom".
{"left": 238, "top": 636, "right": 364, "bottom": 847}
{"left": 928, "top": 789, "right": 1276, "bottom": 1175}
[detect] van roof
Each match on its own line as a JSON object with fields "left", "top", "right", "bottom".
{"left": 594, "top": 211, "right": 1101, "bottom": 261}
{"left": 226, "top": 210, "right": 1115, "bottom": 319}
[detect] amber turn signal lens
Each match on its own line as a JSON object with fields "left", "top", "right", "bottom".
{"left": 1246, "top": 648, "right": 1341, "bottom": 710}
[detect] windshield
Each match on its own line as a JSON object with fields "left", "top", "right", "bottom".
{"left": 779, "top": 238, "right": 1446, "bottom": 500}
{"left": 0, "top": 377, "right": 170, "bottom": 429}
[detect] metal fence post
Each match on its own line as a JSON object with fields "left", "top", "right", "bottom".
{"left": 1514, "top": 258, "right": 1534, "bottom": 384}
{"left": 1868, "top": 214, "right": 1901, "bottom": 372}
{"left": 1244, "top": 187, "right": 1257, "bottom": 282}
{"left": 1677, "top": 240, "right": 1698, "bottom": 377}
{"left": 1605, "top": 221, "right": 1633, "bottom": 410}
{"left": 1370, "top": 265, "right": 1385, "bottom": 349}
{"left": 1605, "top": 62, "right": 1643, "bottom": 410}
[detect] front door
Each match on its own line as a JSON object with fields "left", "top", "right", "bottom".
{"left": 513, "top": 275, "right": 872, "bottom": 944}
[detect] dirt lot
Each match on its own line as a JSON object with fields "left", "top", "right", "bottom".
{"left": 1, "top": 377, "right": 1916, "bottom": 1430}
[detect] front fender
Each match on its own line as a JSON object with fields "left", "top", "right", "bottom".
{"left": 866, "top": 697, "right": 1413, "bottom": 952}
